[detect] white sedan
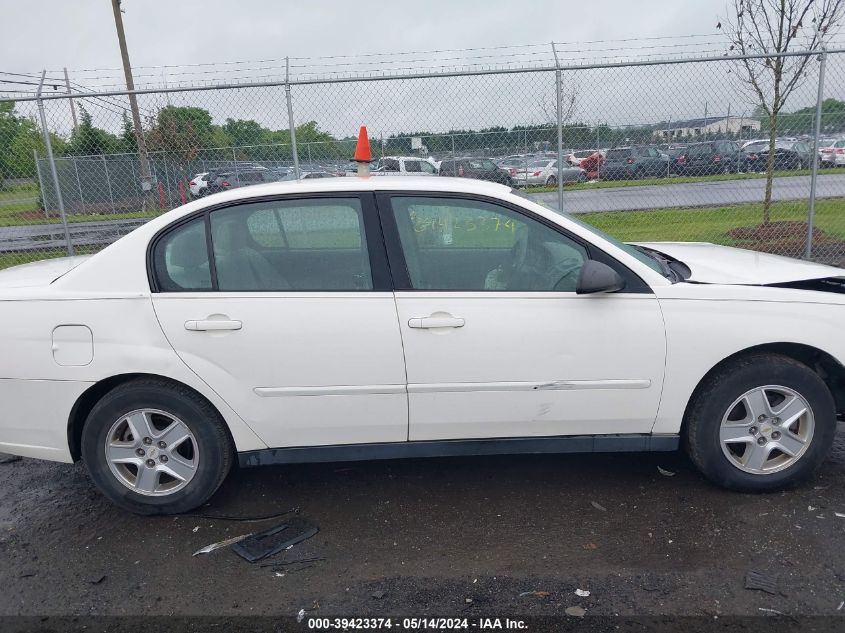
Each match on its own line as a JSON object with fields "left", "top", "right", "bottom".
{"left": 1, "top": 177, "right": 843, "bottom": 514}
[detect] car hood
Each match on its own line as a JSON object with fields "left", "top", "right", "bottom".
{"left": 635, "top": 241, "right": 845, "bottom": 285}
{"left": 0, "top": 255, "right": 93, "bottom": 288}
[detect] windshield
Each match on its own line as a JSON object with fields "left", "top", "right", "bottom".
{"left": 527, "top": 160, "right": 552, "bottom": 168}
{"left": 509, "top": 189, "right": 668, "bottom": 277}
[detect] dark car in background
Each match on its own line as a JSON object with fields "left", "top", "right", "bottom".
{"left": 439, "top": 157, "right": 514, "bottom": 185}
{"left": 600, "top": 146, "right": 667, "bottom": 180}
{"left": 676, "top": 140, "right": 742, "bottom": 176}
{"left": 755, "top": 140, "right": 813, "bottom": 170}
{"left": 206, "top": 168, "right": 277, "bottom": 195}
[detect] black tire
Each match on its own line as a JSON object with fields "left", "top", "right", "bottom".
{"left": 684, "top": 353, "right": 836, "bottom": 492}
{"left": 81, "top": 378, "right": 234, "bottom": 515}
{"left": 577, "top": 171, "right": 588, "bottom": 183}
{"left": 546, "top": 176, "right": 557, "bottom": 187}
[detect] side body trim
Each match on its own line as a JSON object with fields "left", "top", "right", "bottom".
{"left": 239, "top": 433, "right": 680, "bottom": 466}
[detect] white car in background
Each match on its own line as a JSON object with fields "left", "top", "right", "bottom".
{"left": 515, "top": 158, "right": 587, "bottom": 187}
{"left": 188, "top": 172, "right": 212, "bottom": 198}
{"left": 1, "top": 177, "right": 844, "bottom": 515}
{"left": 374, "top": 156, "right": 439, "bottom": 175}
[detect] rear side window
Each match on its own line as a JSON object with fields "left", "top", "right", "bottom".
{"left": 606, "top": 149, "right": 631, "bottom": 159}
{"left": 404, "top": 160, "right": 422, "bottom": 172}
{"left": 153, "top": 218, "right": 213, "bottom": 291}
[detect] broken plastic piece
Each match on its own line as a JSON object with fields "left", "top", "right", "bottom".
{"left": 574, "top": 589, "right": 590, "bottom": 597}
{"left": 565, "top": 606, "right": 586, "bottom": 617}
{"left": 232, "top": 517, "right": 319, "bottom": 563}
{"left": 745, "top": 570, "right": 779, "bottom": 595}
{"left": 590, "top": 501, "right": 607, "bottom": 512}
{"left": 657, "top": 466, "right": 675, "bottom": 477}
{"left": 192, "top": 532, "right": 254, "bottom": 556}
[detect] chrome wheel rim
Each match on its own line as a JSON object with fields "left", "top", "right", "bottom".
{"left": 719, "top": 385, "right": 814, "bottom": 475}
{"left": 105, "top": 408, "right": 199, "bottom": 496}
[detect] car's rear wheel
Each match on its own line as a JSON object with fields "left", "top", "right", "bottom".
{"left": 546, "top": 176, "right": 557, "bottom": 187}
{"left": 81, "top": 378, "right": 233, "bottom": 515}
{"left": 684, "top": 353, "right": 836, "bottom": 492}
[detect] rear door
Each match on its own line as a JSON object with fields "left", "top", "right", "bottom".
{"left": 150, "top": 193, "right": 408, "bottom": 449}
{"left": 378, "top": 192, "right": 666, "bottom": 441}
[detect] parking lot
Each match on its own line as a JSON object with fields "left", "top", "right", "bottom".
{"left": 2, "top": 424, "right": 844, "bottom": 622}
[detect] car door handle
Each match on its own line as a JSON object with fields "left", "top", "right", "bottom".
{"left": 184, "top": 319, "right": 242, "bottom": 331}
{"left": 408, "top": 316, "right": 465, "bottom": 329}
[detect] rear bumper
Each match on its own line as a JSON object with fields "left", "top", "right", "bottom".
{"left": 0, "top": 378, "right": 91, "bottom": 463}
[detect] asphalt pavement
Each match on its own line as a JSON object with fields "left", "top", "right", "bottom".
{"left": 532, "top": 173, "right": 845, "bottom": 213}
{"left": 1, "top": 426, "right": 845, "bottom": 624}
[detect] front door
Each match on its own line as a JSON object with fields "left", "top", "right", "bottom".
{"left": 150, "top": 194, "right": 408, "bottom": 449}
{"left": 379, "top": 193, "right": 667, "bottom": 441}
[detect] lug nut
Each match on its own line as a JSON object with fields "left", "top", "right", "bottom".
{"left": 757, "top": 437, "right": 767, "bottom": 445}
{"left": 773, "top": 418, "right": 781, "bottom": 425}
{"left": 749, "top": 426, "right": 758, "bottom": 435}
{"left": 135, "top": 448, "right": 145, "bottom": 457}
{"left": 145, "top": 459, "right": 155, "bottom": 467}
{"left": 758, "top": 415, "right": 767, "bottom": 422}
{"left": 158, "top": 441, "right": 167, "bottom": 449}
{"left": 771, "top": 431, "right": 781, "bottom": 440}
{"left": 143, "top": 437, "right": 152, "bottom": 446}
{"left": 160, "top": 455, "right": 168, "bottom": 463}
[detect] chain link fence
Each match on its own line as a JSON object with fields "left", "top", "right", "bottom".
{"left": 2, "top": 48, "right": 845, "bottom": 270}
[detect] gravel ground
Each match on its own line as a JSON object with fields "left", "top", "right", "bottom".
{"left": 1, "top": 427, "right": 845, "bottom": 628}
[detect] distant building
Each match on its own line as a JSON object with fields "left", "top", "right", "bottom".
{"left": 656, "top": 116, "right": 761, "bottom": 139}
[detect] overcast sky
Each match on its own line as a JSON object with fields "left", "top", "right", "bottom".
{"left": 0, "top": 1, "right": 833, "bottom": 141}
{"left": 2, "top": 1, "right": 728, "bottom": 75}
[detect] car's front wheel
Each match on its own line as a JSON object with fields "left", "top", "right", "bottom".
{"left": 81, "top": 378, "right": 234, "bottom": 515}
{"left": 684, "top": 353, "right": 836, "bottom": 492}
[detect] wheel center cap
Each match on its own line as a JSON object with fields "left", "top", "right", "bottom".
{"left": 147, "top": 446, "right": 159, "bottom": 459}
{"left": 761, "top": 426, "right": 772, "bottom": 436}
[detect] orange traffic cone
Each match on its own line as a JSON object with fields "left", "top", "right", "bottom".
{"left": 354, "top": 126, "right": 372, "bottom": 176}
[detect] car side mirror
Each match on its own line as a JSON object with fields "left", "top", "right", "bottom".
{"left": 576, "top": 260, "right": 626, "bottom": 295}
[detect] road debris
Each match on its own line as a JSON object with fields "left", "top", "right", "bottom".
{"left": 758, "top": 608, "right": 786, "bottom": 616}
{"left": 89, "top": 575, "right": 107, "bottom": 585}
{"left": 232, "top": 517, "right": 319, "bottom": 563}
{"left": 590, "top": 501, "right": 607, "bottom": 512}
{"left": 371, "top": 590, "right": 386, "bottom": 599}
{"left": 519, "top": 591, "right": 550, "bottom": 598}
{"left": 192, "top": 526, "right": 199, "bottom": 533}
{"left": 837, "top": 601, "right": 844, "bottom": 611}
{"left": 745, "top": 570, "right": 779, "bottom": 595}
{"left": 835, "top": 512, "right": 845, "bottom": 518}
{"left": 574, "top": 589, "right": 590, "bottom": 597}
{"left": 192, "top": 532, "right": 254, "bottom": 556}
{"left": 297, "top": 609, "right": 306, "bottom": 623}
{"left": 657, "top": 466, "right": 675, "bottom": 477}
{"left": 565, "top": 606, "right": 586, "bottom": 617}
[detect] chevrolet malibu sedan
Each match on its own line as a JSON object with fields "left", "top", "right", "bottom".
{"left": 1, "top": 177, "right": 844, "bottom": 514}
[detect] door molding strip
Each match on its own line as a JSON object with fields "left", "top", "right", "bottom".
{"left": 254, "top": 384, "right": 406, "bottom": 397}
{"left": 407, "top": 379, "right": 651, "bottom": 394}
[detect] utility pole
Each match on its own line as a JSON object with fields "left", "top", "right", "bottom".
{"left": 111, "top": 0, "right": 154, "bottom": 205}
{"left": 63, "top": 68, "right": 78, "bottom": 134}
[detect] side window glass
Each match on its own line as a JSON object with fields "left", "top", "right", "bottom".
{"left": 209, "top": 198, "right": 372, "bottom": 291}
{"left": 404, "top": 160, "right": 422, "bottom": 172}
{"left": 391, "top": 196, "right": 587, "bottom": 292}
{"left": 419, "top": 161, "right": 437, "bottom": 173}
{"left": 153, "top": 217, "right": 212, "bottom": 292}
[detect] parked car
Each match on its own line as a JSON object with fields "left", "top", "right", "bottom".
{"left": 818, "top": 138, "right": 845, "bottom": 167}
{"left": 2, "top": 176, "right": 844, "bottom": 515}
{"left": 601, "top": 146, "right": 668, "bottom": 180}
{"left": 675, "top": 141, "right": 742, "bottom": 176}
{"left": 279, "top": 170, "right": 337, "bottom": 180}
{"left": 374, "top": 156, "right": 439, "bottom": 175}
{"left": 514, "top": 158, "right": 587, "bottom": 187}
{"left": 188, "top": 172, "right": 212, "bottom": 198}
{"left": 579, "top": 151, "right": 604, "bottom": 180}
{"left": 756, "top": 140, "right": 813, "bottom": 170}
{"left": 439, "top": 157, "right": 514, "bottom": 185}
{"left": 206, "top": 168, "right": 276, "bottom": 194}
{"left": 739, "top": 140, "right": 769, "bottom": 172}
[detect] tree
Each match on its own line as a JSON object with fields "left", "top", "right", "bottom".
{"left": 64, "top": 106, "right": 121, "bottom": 156}
{"left": 147, "top": 105, "right": 215, "bottom": 161}
{"left": 724, "top": 0, "right": 845, "bottom": 223}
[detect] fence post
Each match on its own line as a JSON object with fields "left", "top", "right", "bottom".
{"left": 102, "top": 154, "right": 115, "bottom": 213}
{"left": 73, "top": 157, "right": 84, "bottom": 213}
{"left": 552, "top": 43, "right": 564, "bottom": 212}
{"left": 285, "top": 56, "right": 301, "bottom": 179}
{"left": 806, "top": 46, "right": 827, "bottom": 260}
{"left": 33, "top": 149, "right": 49, "bottom": 220}
{"left": 36, "top": 70, "right": 74, "bottom": 257}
